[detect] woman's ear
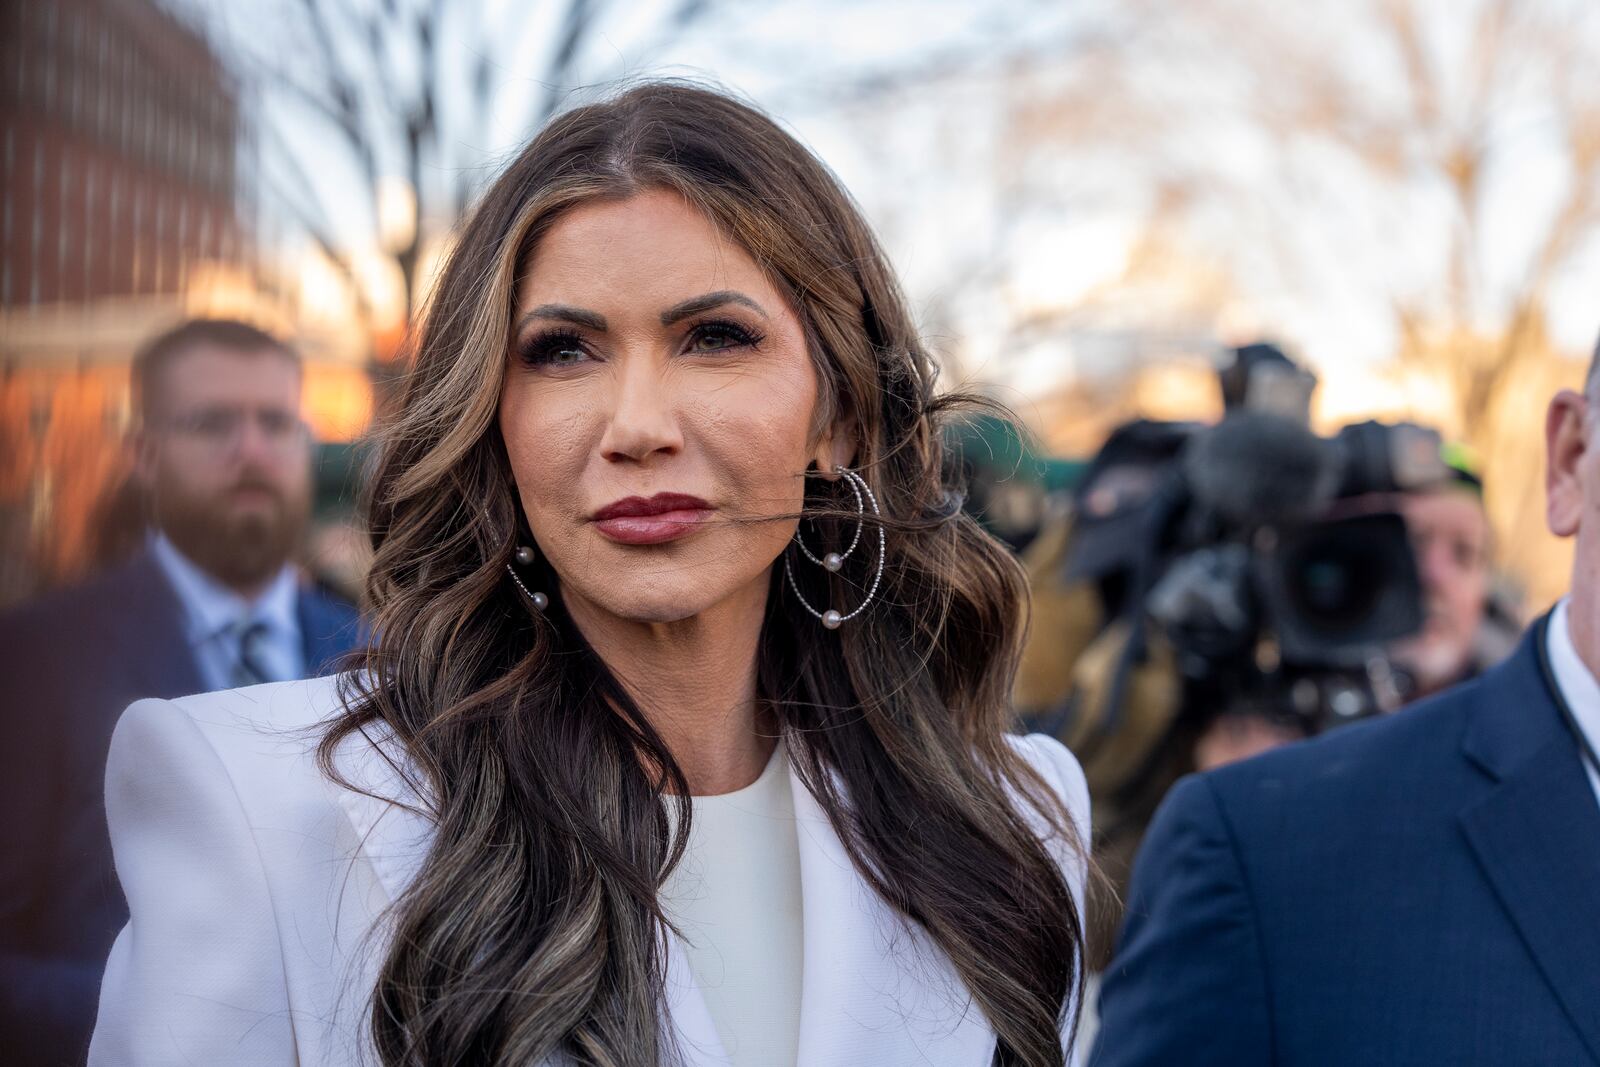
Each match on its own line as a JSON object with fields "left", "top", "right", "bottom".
{"left": 812, "top": 412, "right": 859, "bottom": 476}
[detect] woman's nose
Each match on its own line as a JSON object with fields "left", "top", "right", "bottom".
{"left": 598, "top": 358, "right": 684, "bottom": 463}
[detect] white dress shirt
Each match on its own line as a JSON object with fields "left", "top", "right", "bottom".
{"left": 150, "top": 532, "right": 303, "bottom": 690}
{"left": 661, "top": 740, "right": 804, "bottom": 1067}
{"left": 1546, "top": 598, "right": 1600, "bottom": 806}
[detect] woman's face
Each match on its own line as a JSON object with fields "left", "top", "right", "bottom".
{"left": 500, "top": 189, "right": 845, "bottom": 626}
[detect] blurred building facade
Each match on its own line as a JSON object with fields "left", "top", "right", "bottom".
{"left": 1, "top": 0, "right": 242, "bottom": 309}
{"left": 0, "top": 0, "right": 372, "bottom": 606}
{"left": 0, "top": 0, "right": 247, "bottom": 603}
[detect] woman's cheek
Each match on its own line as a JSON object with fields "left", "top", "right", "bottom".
{"left": 726, "top": 359, "right": 817, "bottom": 454}
{"left": 511, "top": 388, "right": 590, "bottom": 464}
{"left": 701, "top": 401, "right": 812, "bottom": 511}
{"left": 503, "top": 390, "right": 591, "bottom": 540}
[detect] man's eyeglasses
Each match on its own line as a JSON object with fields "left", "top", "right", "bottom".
{"left": 162, "top": 408, "right": 311, "bottom": 457}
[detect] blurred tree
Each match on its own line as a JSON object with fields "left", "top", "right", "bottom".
{"left": 803, "top": 5, "right": 1237, "bottom": 398}
{"left": 1205, "top": 0, "right": 1597, "bottom": 436}
{"left": 223, "top": 0, "right": 715, "bottom": 374}
{"left": 978, "top": 0, "right": 1597, "bottom": 395}
{"left": 976, "top": 0, "right": 1597, "bottom": 604}
{"left": 1184, "top": 0, "right": 1598, "bottom": 607}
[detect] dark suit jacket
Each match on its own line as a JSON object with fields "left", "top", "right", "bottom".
{"left": 1091, "top": 620, "right": 1600, "bottom": 1067}
{"left": 0, "top": 548, "right": 363, "bottom": 1065}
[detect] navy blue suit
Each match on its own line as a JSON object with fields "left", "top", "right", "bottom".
{"left": 1091, "top": 621, "right": 1600, "bottom": 1066}
{"left": 0, "top": 548, "right": 362, "bottom": 1065}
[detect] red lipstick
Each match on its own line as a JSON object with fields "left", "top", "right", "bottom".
{"left": 590, "top": 493, "right": 713, "bottom": 545}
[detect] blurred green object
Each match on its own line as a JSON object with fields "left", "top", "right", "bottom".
{"left": 944, "top": 414, "right": 1087, "bottom": 550}
{"left": 312, "top": 442, "right": 370, "bottom": 521}
{"left": 1440, "top": 439, "right": 1485, "bottom": 495}
{"left": 945, "top": 412, "right": 1086, "bottom": 490}
{"left": 1039, "top": 456, "right": 1089, "bottom": 495}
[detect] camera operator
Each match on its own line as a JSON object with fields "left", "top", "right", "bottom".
{"left": 1389, "top": 450, "right": 1499, "bottom": 699}
{"left": 1016, "top": 342, "right": 1468, "bottom": 965}
{"left": 1088, "top": 339, "right": 1600, "bottom": 1066}
{"left": 1192, "top": 441, "right": 1512, "bottom": 769}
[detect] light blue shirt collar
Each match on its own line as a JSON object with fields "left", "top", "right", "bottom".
{"left": 150, "top": 532, "right": 303, "bottom": 689}
{"left": 1547, "top": 598, "right": 1600, "bottom": 801}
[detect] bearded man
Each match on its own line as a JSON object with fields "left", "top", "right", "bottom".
{"left": 0, "top": 320, "right": 362, "bottom": 1065}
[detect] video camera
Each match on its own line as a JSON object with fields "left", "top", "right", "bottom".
{"left": 1066, "top": 344, "right": 1447, "bottom": 734}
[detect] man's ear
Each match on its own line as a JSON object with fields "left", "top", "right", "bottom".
{"left": 811, "top": 411, "right": 859, "bottom": 476}
{"left": 1545, "top": 389, "right": 1588, "bottom": 539}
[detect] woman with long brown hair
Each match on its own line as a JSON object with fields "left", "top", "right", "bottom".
{"left": 90, "top": 81, "right": 1090, "bottom": 1067}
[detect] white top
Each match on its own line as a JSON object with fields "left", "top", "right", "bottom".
{"left": 1546, "top": 598, "right": 1600, "bottom": 805}
{"left": 661, "top": 741, "right": 803, "bottom": 1067}
{"left": 150, "top": 532, "right": 302, "bottom": 689}
{"left": 90, "top": 674, "right": 1091, "bottom": 1066}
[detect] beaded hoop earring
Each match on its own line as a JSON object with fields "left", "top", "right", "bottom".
{"left": 487, "top": 507, "right": 548, "bottom": 613}
{"left": 506, "top": 543, "right": 548, "bottom": 612}
{"left": 783, "top": 467, "right": 885, "bottom": 629}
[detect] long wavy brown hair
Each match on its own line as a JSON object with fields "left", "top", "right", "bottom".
{"left": 322, "top": 80, "right": 1085, "bottom": 1067}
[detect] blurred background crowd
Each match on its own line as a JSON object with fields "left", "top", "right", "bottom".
{"left": 2, "top": 0, "right": 1598, "bottom": 1060}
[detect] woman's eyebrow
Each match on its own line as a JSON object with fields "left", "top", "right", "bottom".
{"left": 517, "top": 304, "right": 608, "bottom": 332}
{"left": 660, "top": 291, "right": 766, "bottom": 326}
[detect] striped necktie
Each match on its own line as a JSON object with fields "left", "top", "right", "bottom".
{"left": 229, "top": 619, "right": 276, "bottom": 688}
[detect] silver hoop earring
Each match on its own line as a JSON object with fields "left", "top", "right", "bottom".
{"left": 506, "top": 544, "right": 549, "bottom": 612}
{"left": 784, "top": 467, "right": 885, "bottom": 629}
{"left": 793, "top": 464, "right": 864, "bottom": 572}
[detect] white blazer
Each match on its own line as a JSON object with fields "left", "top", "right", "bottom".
{"left": 90, "top": 675, "right": 1091, "bottom": 1066}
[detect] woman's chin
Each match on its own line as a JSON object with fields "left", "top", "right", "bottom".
{"left": 552, "top": 543, "right": 782, "bottom": 629}
{"left": 563, "top": 584, "right": 719, "bottom": 627}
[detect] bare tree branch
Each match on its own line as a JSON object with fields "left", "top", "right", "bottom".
{"left": 234, "top": 0, "right": 720, "bottom": 364}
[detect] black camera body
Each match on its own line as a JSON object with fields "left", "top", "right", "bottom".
{"left": 1069, "top": 409, "right": 1444, "bottom": 735}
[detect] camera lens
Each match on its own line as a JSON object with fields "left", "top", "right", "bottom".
{"left": 1282, "top": 521, "right": 1396, "bottom": 638}
{"left": 1296, "top": 553, "right": 1373, "bottom": 627}
{"left": 1256, "top": 510, "right": 1423, "bottom": 667}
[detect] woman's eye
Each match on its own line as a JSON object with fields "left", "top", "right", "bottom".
{"left": 687, "top": 321, "right": 762, "bottom": 354}
{"left": 520, "top": 332, "right": 590, "bottom": 367}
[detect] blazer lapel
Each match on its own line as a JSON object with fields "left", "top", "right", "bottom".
{"left": 1458, "top": 629, "right": 1600, "bottom": 1065}
{"left": 327, "top": 720, "right": 437, "bottom": 905}
{"left": 326, "top": 721, "right": 736, "bottom": 1067}
{"left": 661, "top": 925, "right": 732, "bottom": 1066}
{"left": 660, "top": 758, "right": 998, "bottom": 1066}
{"left": 789, "top": 762, "right": 995, "bottom": 1066}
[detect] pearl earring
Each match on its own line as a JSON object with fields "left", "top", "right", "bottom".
{"left": 784, "top": 467, "right": 885, "bottom": 629}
